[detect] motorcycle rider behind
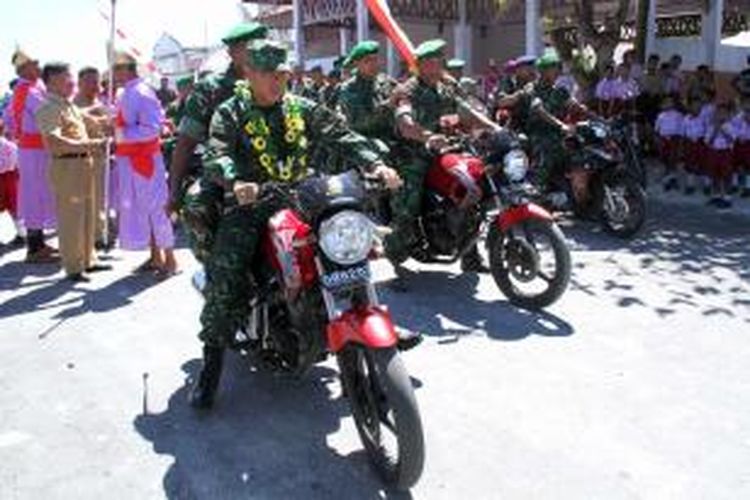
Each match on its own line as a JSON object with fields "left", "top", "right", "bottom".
{"left": 386, "top": 39, "right": 501, "bottom": 289}
{"left": 190, "top": 40, "right": 402, "bottom": 410}
{"left": 168, "top": 22, "right": 269, "bottom": 264}
{"left": 497, "top": 51, "right": 593, "bottom": 209}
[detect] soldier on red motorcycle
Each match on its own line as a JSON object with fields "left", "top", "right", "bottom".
{"left": 190, "top": 40, "right": 402, "bottom": 410}
{"left": 386, "top": 39, "right": 502, "bottom": 289}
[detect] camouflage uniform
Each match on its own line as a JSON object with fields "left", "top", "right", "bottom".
{"left": 338, "top": 73, "right": 397, "bottom": 139}
{"left": 200, "top": 89, "right": 382, "bottom": 347}
{"left": 523, "top": 79, "right": 572, "bottom": 189}
{"left": 384, "top": 75, "right": 469, "bottom": 263}
{"left": 299, "top": 78, "right": 326, "bottom": 103}
{"left": 178, "top": 64, "right": 242, "bottom": 263}
{"left": 163, "top": 98, "right": 187, "bottom": 170}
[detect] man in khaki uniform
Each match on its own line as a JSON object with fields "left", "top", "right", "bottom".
{"left": 73, "top": 66, "right": 111, "bottom": 249}
{"left": 35, "top": 62, "right": 109, "bottom": 282}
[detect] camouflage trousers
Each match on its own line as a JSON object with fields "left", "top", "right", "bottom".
{"left": 181, "top": 178, "right": 224, "bottom": 264}
{"left": 199, "top": 204, "right": 274, "bottom": 348}
{"left": 384, "top": 156, "right": 430, "bottom": 265}
{"left": 532, "top": 136, "right": 568, "bottom": 192}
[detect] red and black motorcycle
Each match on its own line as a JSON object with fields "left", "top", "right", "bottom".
{"left": 193, "top": 171, "right": 424, "bottom": 490}
{"left": 393, "top": 129, "right": 571, "bottom": 310}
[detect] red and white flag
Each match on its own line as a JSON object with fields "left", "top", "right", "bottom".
{"left": 365, "top": 0, "right": 416, "bottom": 70}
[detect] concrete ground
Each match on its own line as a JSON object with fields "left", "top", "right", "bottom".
{"left": 0, "top": 195, "right": 748, "bottom": 500}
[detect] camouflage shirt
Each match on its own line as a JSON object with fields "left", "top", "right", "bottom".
{"left": 166, "top": 99, "right": 187, "bottom": 128}
{"left": 395, "top": 76, "right": 469, "bottom": 135}
{"left": 337, "top": 74, "right": 397, "bottom": 137}
{"left": 299, "top": 80, "right": 326, "bottom": 103}
{"left": 524, "top": 79, "right": 571, "bottom": 139}
{"left": 204, "top": 92, "right": 381, "bottom": 185}
{"left": 178, "top": 64, "right": 241, "bottom": 142}
{"left": 321, "top": 82, "right": 341, "bottom": 108}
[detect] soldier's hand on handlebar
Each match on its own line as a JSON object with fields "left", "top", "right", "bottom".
{"left": 233, "top": 181, "right": 260, "bottom": 206}
{"left": 372, "top": 163, "right": 403, "bottom": 191}
{"left": 425, "top": 133, "right": 449, "bottom": 153}
{"left": 561, "top": 123, "right": 576, "bottom": 136}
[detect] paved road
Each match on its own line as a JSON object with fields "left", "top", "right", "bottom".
{"left": 1, "top": 198, "right": 749, "bottom": 500}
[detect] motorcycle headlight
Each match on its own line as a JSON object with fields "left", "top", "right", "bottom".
{"left": 592, "top": 123, "right": 608, "bottom": 139}
{"left": 318, "top": 210, "right": 374, "bottom": 266}
{"left": 503, "top": 150, "right": 529, "bottom": 182}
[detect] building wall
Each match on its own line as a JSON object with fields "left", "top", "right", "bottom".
{"left": 472, "top": 21, "right": 526, "bottom": 73}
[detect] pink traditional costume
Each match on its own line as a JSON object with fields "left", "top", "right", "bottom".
{"left": 114, "top": 75, "right": 174, "bottom": 251}
{"left": 9, "top": 77, "right": 56, "bottom": 230}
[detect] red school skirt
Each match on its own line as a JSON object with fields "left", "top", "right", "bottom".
{"left": 659, "top": 136, "right": 682, "bottom": 167}
{"left": 707, "top": 148, "right": 734, "bottom": 182}
{"left": 734, "top": 141, "right": 750, "bottom": 172}
{"left": 682, "top": 139, "right": 707, "bottom": 174}
{"left": 0, "top": 170, "right": 18, "bottom": 216}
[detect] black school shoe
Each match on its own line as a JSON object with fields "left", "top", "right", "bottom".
{"left": 741, "top": 188, "right": 750, "bottom": 198}
{"left": 715, "top": 198, "right": 733, "bottom": 210}
{"left": 663, "top": 177, "right": 679, "bottom": 192}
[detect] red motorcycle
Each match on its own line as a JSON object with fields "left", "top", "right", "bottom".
{"left": 395, "top": 129, "right": 571, "bottom": 310}
{"left": 193, "top": 171, "right": 424, "bottom": 490}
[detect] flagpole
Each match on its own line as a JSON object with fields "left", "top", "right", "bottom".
{"left": 104, "top": 0, "right": 117, "bottom": 249}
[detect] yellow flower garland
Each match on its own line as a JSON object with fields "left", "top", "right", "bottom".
{"left": 241, "top": 93, "right": 308, "bottom": 181}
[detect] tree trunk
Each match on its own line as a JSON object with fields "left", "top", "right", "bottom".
{"left": 572, "top": 0, "right": 633, "bottom": 70}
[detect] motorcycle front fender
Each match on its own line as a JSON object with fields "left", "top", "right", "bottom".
{"left": 326, "top": 306, "right": 398, "bottom": 353}
{"left": 495, "top": 202, "right": 554, "bottom": 232}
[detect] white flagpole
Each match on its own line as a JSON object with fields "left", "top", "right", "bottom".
{"left": 104, "top": 0, "right": 117, "bottom": 249}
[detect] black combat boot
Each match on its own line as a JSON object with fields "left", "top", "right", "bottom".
{"left": 189, "top": 345, "right": 225, "bottom": 410}
{"left": 460, "top": 246, "right": 489, "bottom": 273}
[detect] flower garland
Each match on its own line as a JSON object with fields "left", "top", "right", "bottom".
{"left": 235, "top": 81, "right": 308, "bottom": 182}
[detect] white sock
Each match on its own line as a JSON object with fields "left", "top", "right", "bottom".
{"left": 686, "top": 174, "right": 695, "bottom": 188}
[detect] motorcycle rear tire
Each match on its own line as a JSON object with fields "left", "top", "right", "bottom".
{"left": 338, "top": 346, "right": 425, "bottom": 491}
{"left": 488, "top": 219, "right": 571, "bottom": 310}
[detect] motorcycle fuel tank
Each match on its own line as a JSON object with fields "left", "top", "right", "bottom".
{"left": 425, "top": 153, "right": 485, "bottom": 205}
{"left": 264, "top": 209, "right": 318, "bottom": 294}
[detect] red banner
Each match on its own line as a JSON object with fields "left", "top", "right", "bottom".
{"left": 365, "top": 0, "right": 416, "bottom": 70}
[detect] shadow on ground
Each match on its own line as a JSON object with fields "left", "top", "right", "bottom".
{"left": 381, "top": 269, "right": 575, "bottom": 342}
{"left": 562, "top": 198, "right": 750, "bottom": 321}
{"left": 0, "top": 267, "right": 162, "bottom": 322}
{"left": 134, "top": 357, "right": 413, "bottom": 500}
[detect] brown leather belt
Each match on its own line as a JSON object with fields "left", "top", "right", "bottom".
{"left": 54, "top": 152, "right": 91, "bottom": 159}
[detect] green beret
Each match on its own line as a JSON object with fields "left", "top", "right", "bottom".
{"left": 247, "top": 40, "right": 290, "bottom": 73}
{"left": 536, "top": 51, "right": 561, "bottom": 70}
{"left": 446, "top": 58, "right": 465, "bottom": 70}
{"left": 345, "top": 40, "right": 380, "bottom": 67}
{"left": 222, "top": 22, "right": 269, "bottom": 45}
{"left": 176, "top": 76, "right": 193, "bottom": 89}
{"left": 415, "top": 39, "right": 447, "bottom": 61}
